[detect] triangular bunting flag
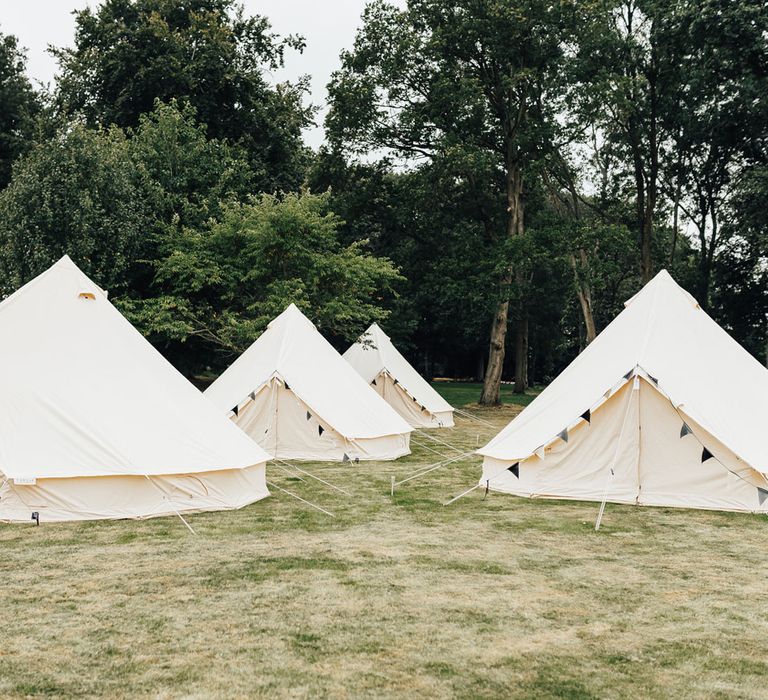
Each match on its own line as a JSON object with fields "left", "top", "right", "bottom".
{"left": 371, "top": 378, "right": 377, "bottom": 386}
{"left": 393, "top": 378, "right": 399, "bottom": 385}
{"left": 343, "top": 453, "right": 350, "bottom": 463}
{"left": 758, "top": 488, "right": 768, "bottom": 506}
{"left": 284, "top": 381, "right": 290, "bottom": 391}
{"left": 306, "top": 411, "right": 312, "bottom": 421}
{"left": 507, "top": 463, "right": 519, "bottom": 478}
{"left": 318, "top": 425, "right": 324, "bottom": 436}
{"left": 623, "top": 368, "right": 634, "bottom": 381}
{"left": 581, "top": 409, "right": 591, "bottom": 424}
{"left": 232, "top": 404, "right": 239, "bottom": 417}
{"left": 647, "top": 373, "right": 658, "bottom": 385}
{"left": 680, "top": 422, "right": 692, "bottom": 438}
{"left": 701, "top": 447, "right": 713, "bottom": 462}
{"left": 558, "top": 428, "right": 569, "bottom": 443}
{"left": 249, "top": 391, "right": 256, "bottom": 401}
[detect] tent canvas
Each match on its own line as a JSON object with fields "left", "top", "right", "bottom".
{"left": 343, "top": 323, "right": 454, "bottom": 428}
{"left": 479, "top": 269, "right": 768, "bottom": 514}
{"left": 205, "top": 305, "right": 413, "bottom": 461}
{"left": 0, "top": 256, "right": 270, "bottom": 523}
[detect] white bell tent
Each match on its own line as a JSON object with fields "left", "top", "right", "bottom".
{"left": 0, "top": 256, "right": 270, "bottom": 523}
{"left": 205, "top": 305, "right": 413, "bottom": 462}
{"left": 343, "top": 323, "right": 454, "bottom": 428}
{"left": 478, "top": 269, "right": 768, "bottom": 514}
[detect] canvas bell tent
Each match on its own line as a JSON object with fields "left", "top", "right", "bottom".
{"left": 478, "top": 269, "right": 768, "bottom": 514}
{"left": 343, "top": 323, "right": 454, "bottom": 428}
{"left": 205, "top": 305, "right": 413, "bottom": 461}
{"left": 0, "top": 256, "right": 270, "bottom": 523}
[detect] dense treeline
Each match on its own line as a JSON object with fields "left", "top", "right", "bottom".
{"left": 0, "top": 0, "right": 766, "bottom": 402}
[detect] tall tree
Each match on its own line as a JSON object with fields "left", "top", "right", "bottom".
{"left": 0, "top": 32, "right": 41, "bottom": 188}
{"left": 53, "top": 0, "right": 312, "bottom": 191}
{"left": 326, "top": 0, "right": 582, "bottom": 402}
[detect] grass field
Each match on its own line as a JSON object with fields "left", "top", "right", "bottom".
{"left": 1, "top": 383, "right": 767, "bottom": 698}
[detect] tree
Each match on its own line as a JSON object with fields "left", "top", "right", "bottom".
{"left": 0, "top": 124, "right": 147, "bottom": 294}
{"left": 121, "top": 191, "right": 404, "bottom": 373}
{"left": 0, "top": 32, "right": 41, "bottom": 188}
{"left": 53, "top": 0, "right": 313, "bottom": 192}
{"left": 326, "top": 0, "right": 584, "bottom": 402}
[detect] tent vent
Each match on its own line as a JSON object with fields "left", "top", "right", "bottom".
{"left": 507, "top": 463, "right": 519, "bottom": 479}
{"left": 78, "top": 292, "right": 96, "bottom": 301}
{"left": 701, "top": 447, "right": 714, "bottom": 463}
{"left": 759, "top": 488, "right": 768, "bottom": 506}
{"left": 318, "top": 425, "right": 324, "bottom": 436}
{"left": 581, "top": 409, "right": 591, "bottom": 424}
{"left": 680, "top": 422, "right": 692, "bottom": 438}
{"left": 558, "top": 428, "right": 569, "bottom": 443}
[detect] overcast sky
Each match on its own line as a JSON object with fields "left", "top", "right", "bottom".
{"left": 0, "top": 1, "right": 403, "bottom": 149}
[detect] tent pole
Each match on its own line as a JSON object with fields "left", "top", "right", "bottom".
{"left": 391, "top": 475, "right": 395, "bottom": 497}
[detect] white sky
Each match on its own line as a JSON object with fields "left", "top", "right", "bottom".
{"left": 0, "top": 0, "right": 403, "bottom": 149}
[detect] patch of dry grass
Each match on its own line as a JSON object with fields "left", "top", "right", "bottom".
{"left": 1, "top": 395, "right": 767, "bottom": 699}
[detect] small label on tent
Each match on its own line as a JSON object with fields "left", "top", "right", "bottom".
{"left": 558, "top": 428, "right": 569, "bottom": 443}
{"left": 14, "top": 477, "right": 36, "bottom": 485}
{"left": 581, "top": 409, "right": 591, "bottom": 424}
{"left": 701, "top": 447, "right": 714, "bottom": 462}
{"left": 758, "top": 488, "right": 768, "bottom": 506}
{"left": 680, "top": 422, "right": 692, "bottom": 438}
{"left": 507, "top": 463, "right": 519, "bottom": 478}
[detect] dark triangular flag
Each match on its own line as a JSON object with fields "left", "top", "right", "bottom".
{"left": 371, "top": 378, "right": 377, "bottom": 386}
{"left": 284, "top": 381, "right": 290, "bottom": 391}
{"left": 306, "top": 411, "right": 312, "bottom": 421}
{"left": 343, "top": 453, "right": 350, "bottom": 463}
{"left": 232, "top": 404, "right": 239, "bottom": 417}
{"left": 701, "top": 447, "right": 714, "bottom": 462}
{"left": 318, "top": 425, "right": 324, "bottom": 436}
{"left": 507, "top": 463, "right": 519, "bottom": 478}
{"left": 758, "top": 488, "right": 768, "bottom": 506}
{"left": 249, "top": 391, "right": 256, "bottom": 401}
{"left": 413, "top": 396, "right": 418, "bottom": 402}
{"left": 393, "top": 378, "right": 399, "bottom": 385}
{"left": 623, "top": 368, "right": 634, "bottom": 381}
{"left": 558, "top": 428, "right": 568, "bottom": 443}
{"left": 581, "top": 409, "right": 591, "bottom": 424}
{"left": 647, "top": 373, "right": 658, "bottom": 385}
{"left": 680, "top": 422, "right": 692, "bottom": 438}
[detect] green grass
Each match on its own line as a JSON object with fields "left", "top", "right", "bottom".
{"left": 430, "top": 380, "right": 542, "bottom": 408}
{"left": 1, "top": 392, "right": 767, "bottom": 698}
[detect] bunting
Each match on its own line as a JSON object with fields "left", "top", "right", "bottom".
{"left": 581, "top": 409, "right": 591, "bottom": 424}
{"left": 371, "top": 378, "right": 377, "bottom": 386}
{"left": 680, "top": 422, "right": 692, "bottom": 438}
{"left": 701, "top": 447, "right": 714, "bottom": 462}
{"left": 759, "top": 488, "right": 768, "bottom": 506}
{"left": 623, "top": 368, "right": 634, "bottom": 381}
{"left": 231, "top": 404, "right": 239, "bottom": 417}
{"left": 306, "top": 411, "right": 312, "bottom": 421}
{"left": 507, "top": 463, "right": 519, "bottom": 479}
{"left": 343, "top": 453, "right": 350, "bottom": 463}
{"left": 558, "top": 428, "right": 569, "bottom": 443}
{"left": 318, "top": 425, "right": 325, "bottom": 436}
{"left": 249, "top": 391, "right": 256, "bottom": 401}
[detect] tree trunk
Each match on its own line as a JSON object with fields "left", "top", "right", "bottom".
{"left": 479, "top": 297, "right": 509, "bottom": 405}
{"left": 479, "top": 160, "right": 525, "bottom": 405}
{"left": 570, "top": 250, "right": 597, "bottom": 344}
{"left": 514, "top": 315, "right": 528, "bottom": 393}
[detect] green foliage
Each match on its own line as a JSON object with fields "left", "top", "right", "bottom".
{"left": 0, "top": 32, "right": 41, "bottom": 188}
{"left": 53, "top": 0, "right": 313, "bottom": 191}
{"left": 122, "top": 191, "right": 403, "bottom": 370}
{"left": 0, "top": 124, "right": 146, "bottom": 294}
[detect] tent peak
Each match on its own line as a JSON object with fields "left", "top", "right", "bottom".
{"left": 624, "top": 269, "right": 699, "bottom": 309}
